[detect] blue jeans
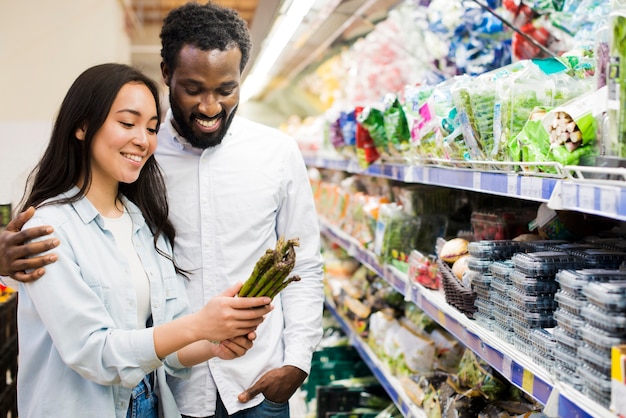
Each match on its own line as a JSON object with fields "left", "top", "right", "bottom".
{"left": 127, "top": 374, "right": 158, "bottom": 418}
{"left": 182, "top": 393, "right": 290, "bottom": 418}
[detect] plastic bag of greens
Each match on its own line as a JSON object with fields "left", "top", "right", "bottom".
{"left": 452, "top": 65, "right": 520, "bottom": 167}
{"left": 374, "top": 203, "right": 421, "bottom": 271}
{"left": 404, "top": 84, "right": 442, "bottom": 161}
{"left": 382, "top": 94, "right": 411, "bottom": 158}
{"left": 432, "top": 76, "right": 472, "bottom": 166}
{"left": 358, "top": 105, "right": 390, "bottom": 158}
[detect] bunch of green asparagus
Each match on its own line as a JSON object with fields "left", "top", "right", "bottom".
{"left": 238, "top": 237, "right": 301, "bottom": 299}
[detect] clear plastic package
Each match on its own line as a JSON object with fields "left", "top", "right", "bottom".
{"left": 488, "top": 260, "right": 515, "bottom": 281}
{"left": 492, "top": 321, "right": 515, "bottom": 343}
{"left": 580, "top": 324, "right": 626, "bottom": 354}
{"left": 473, "top": 311, "right": 494, "bottom": 330}
{"left": 577, "top": 363, "right": 611, "bottom": 399}
{"left": 509, "top": 303, "right": 556, "bottom": 328}
{"left": 555, "top": 270, "right": 591, "bottom": 298}
{"left": 475, "top": 298, "right": 493, "bottom": 318}
{"left": 512, "top": 334, "right": 533, "bottom": 356}
{"left": 473, "top": 285, "right": 490, "bottom": 300}
{"left": 509, "top": 270, "right": 559, "bottom": 294}
{"left": 556, "top": 268, "right": 626, "bottom": 297}
{"left": 491, "top": 292, "right": 511, "bottom": 313}
{"left": 553, "top": 344, "right": 579, "bottom": 374}
{"left": 553, "top": 326, "right": 582, "bottom": 353}
{"left": 493, "top": 307, "right": 512, "bottom": 330}
{"left": 518, "top": 240, "right": 569, "bottom": 252}
{"left": 554, "top": 290, "right": 586, "bottom": 316}
{"left": 581, "top": 304, "right": 626, "bottom": 334}
{"left": 555, "top": 363, "right": 583, "bottom": 389}
{"left": 471, "top": 272, "right": 492, "bottom": 288}
{"left": 467, "top": 240, "right": 524, "bottom": 260}
{"left": 511, "top": 251, "right": 586, "bottom": 277}
{"left": 582, "top": 281, "right": 626, "bottom": 311}
{"left": 578, "top": 343, "right": 611, "bottom": 375}
{"left": 466, "top": 256, "right": 493, "bottom": 274}
{"left": 511, "top": 317, "right": 532, "bottom": 340}
{"left": 490, "top": 275, "right": 512, "bottom": 295}
{"left": 568, "top": 248, "right": 626, "bottom": 269}
{"left": 509, "top": 287, "right": 558, "bottom": 311}
{"left": 529, "top": 328, "right": 557, "bottom": 356}
{"left": 554, "top": 308, "right": 585, "bottom": 336}
{"left": 531, "top": 351, "right": 555, "bottom": 373}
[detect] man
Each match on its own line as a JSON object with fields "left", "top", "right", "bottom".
{"left": 0, "top": 3, "right": 325, "bottom": 418}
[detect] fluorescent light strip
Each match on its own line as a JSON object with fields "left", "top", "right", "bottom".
{"left": 241, "top": 0, "right": 317, "bottom": 102}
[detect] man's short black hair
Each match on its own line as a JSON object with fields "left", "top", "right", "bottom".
{"left": 160, "top": 2, "right": 252, "bottom": 74}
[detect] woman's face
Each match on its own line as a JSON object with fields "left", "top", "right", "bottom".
{"left": 86, "top": 82, "right": 159, "bottom": 189}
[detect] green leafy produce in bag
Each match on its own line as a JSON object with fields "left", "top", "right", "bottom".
{"left": 358, "top": 106, "right": 389, "bottom": 157}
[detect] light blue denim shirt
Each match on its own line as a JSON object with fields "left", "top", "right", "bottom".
{"left": 17, "top": 188, "right": 190, "bottom": 418}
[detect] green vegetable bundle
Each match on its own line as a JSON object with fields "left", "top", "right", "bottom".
{"left": 238, "top": 237, "right": 301, "bottom": 299}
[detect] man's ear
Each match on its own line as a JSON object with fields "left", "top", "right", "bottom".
{"left": 75, "top": 125, "right": 86, "bottom": 141}
{"left": 161, "top": 61, "right": 171, "bottom": 86}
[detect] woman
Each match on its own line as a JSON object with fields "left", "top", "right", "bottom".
{"left": 16, "top": 63, "right": 272, "bottom": 418}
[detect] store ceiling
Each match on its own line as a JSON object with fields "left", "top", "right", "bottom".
{"left": 128, "top": 0, "right": 400, "bottom": 104}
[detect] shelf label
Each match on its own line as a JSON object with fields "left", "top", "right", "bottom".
{"left": 561, "top": 183, "right": 577, "bottom": 208}
{"left": 501, "top": 356, "right": 512, "bottom": 380}
{"left": 600, "top": 187, "right": 618, "bottom": 215}
{"left": 473, "top": 172, "right": 481, "bottom": 190}
{"left": 437, "top": 310, "right": 446, "bottom": 327}
{"left": 522, "top": 369, "right": 534, "bottom": 394}
{"left": 520, "top": 176, "right": 542, "bottom": 199}
{"left": 578, "top": 185, "right": 596, "bottom": 211}
{"left": 423, "top": 167, "right": 430, "bottom": 183}
{"left": 507, "top": 174, "right": 517, "bottom": 196}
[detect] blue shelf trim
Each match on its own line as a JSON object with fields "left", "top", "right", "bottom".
{"left": 324, "top": 300, "right": 424, "bottom": 418}
{"left": 305, "top": 156, "right": 620, "bottom": 218}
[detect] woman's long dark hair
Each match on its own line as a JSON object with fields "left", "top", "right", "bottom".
{"left": 20, "top": 63, "right": 186, "bottom": 275}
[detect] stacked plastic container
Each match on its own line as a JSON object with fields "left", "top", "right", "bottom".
{"left": 508, "top": 251, "right": 586, "bottom": 358}
{"left": 550, "top": 242, "right": 626, "bottom": 408}
{"left": 580, "top": 279, "right": 626, "bottom": 407}
{"left": 467, "top": 241, "right": 523, "bottom": 337}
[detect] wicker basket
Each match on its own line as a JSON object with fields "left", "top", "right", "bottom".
{"left": 436, "top": 258, "right": 477, "bottom": 318}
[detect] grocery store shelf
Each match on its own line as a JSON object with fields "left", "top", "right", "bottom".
{"left": 305, "top": 155, "right": 626, "bottom": 220}
{"left": 320, "top": 220, "right": 616, "bottom": 418}
{"left": 324, "top": 299, "right": 427, "bottom": 418}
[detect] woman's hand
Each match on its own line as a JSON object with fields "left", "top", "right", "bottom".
{"left": 194, "top": 283, "right": 272, "bottom": 342}
{"left": 212, "top": 332, "right": 256, "bottom": 360}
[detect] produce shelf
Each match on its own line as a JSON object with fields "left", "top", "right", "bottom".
{"left": 320, "top": 220, "right": 617, "bottom": 418}
{"left": 324, "top": 298, "right": 427, "bottom": 418}
{"left": 305, "top": 156, "right": 626, "bottom": 220}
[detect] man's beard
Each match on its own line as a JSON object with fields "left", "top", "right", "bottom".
{"left": 170, "top": 96, "right": 238, "bottom": 150}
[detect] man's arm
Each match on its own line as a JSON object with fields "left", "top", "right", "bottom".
{"left": 0, "top": 206, "right": 59, "bottom": 281}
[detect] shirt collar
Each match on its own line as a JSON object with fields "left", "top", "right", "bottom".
{"left": 63, "top": 186, "right": 145, "bottom": 232}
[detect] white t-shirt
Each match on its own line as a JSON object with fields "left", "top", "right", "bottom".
{"left": 103, "top": 210, "right": 151, "bottom": 327}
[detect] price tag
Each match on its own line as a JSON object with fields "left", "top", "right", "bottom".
{"left": 531, "top": 177, "right": 544, "bottom": 199}
{"left": 578, "top": 185, "right": 596, "bottom": 211}
{"left": 522, "top": 369, "right": 534, "bottom": 394}
{"left": 520, "top": 176, "right": 531, "bottom": 197}
{"left": 501, "top": 356, "right": 513, "bottom": 380}
{"left": 507, "top": 174, "right": 517, "bottom": 196}
{"left": 561, "top": 183, "right": 577, "bottom": 208}
{"left": 404, "top": 165, "right": 415, "bottom": 183}
{"left": 600, "top": 187, "right": 618, "bottom": 215}
{"left": 437, "top": 310, "right": 446, "bottom": 326}
{"left": 473, "top": 172, "right": 481, "bottom": 190}
{"left": 423, "top": 167, "right": 430, "bottom": 184}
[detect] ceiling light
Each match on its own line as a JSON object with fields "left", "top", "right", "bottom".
{"left": 240, "top": 0, "right": 317, "bottom": 103}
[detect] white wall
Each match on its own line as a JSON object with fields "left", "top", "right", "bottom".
{"left": 0, "top": 0, "right": 131, "bottom": 212}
